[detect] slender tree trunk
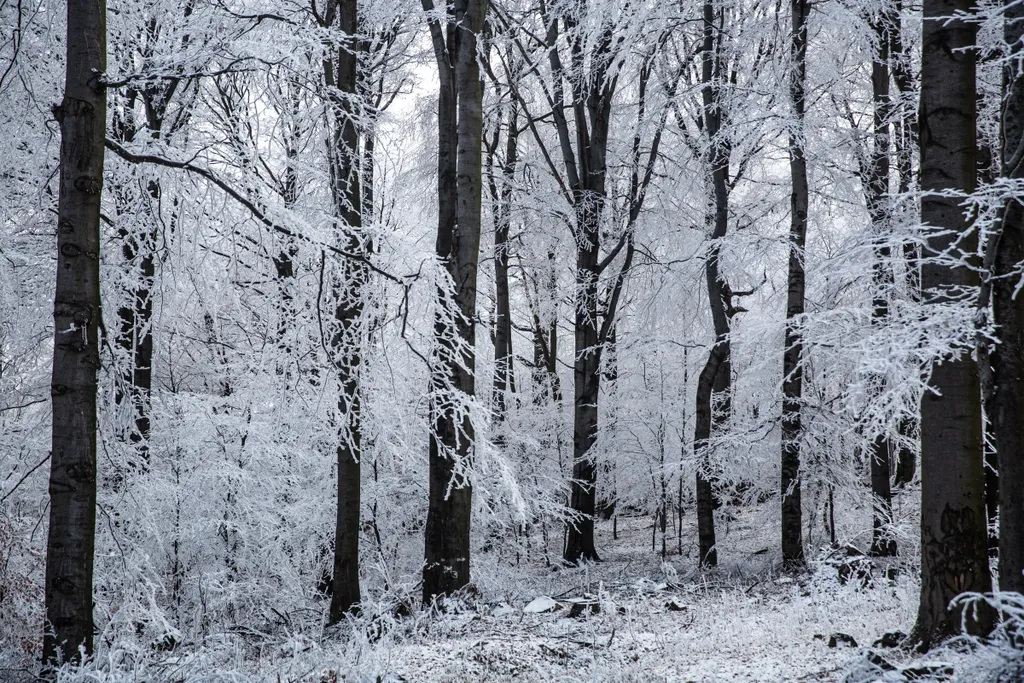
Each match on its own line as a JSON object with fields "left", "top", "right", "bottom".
{"left": 111, "top": 181, "right": 156, "bottom": 460}
{"left": 274, "top": 79, "right": 302, "bottom": 348}
{"left": 109, "top": 38, "right": 192, "bottom": 453}
{"left": 693, "top": 0, "right": 733, "bottom": 569}
{"left": 44, "top": 0, "right": 106, "bottom": 665}
{"left": 326, "top": 0, "right": 366, "bottom": 620}
{"left": 424, "top": 14, "right": 460, "bottom": 602}
{"left": 913, "top": 0, "right": 992, "bottom": 647}
{"left": 529, "top": 252, "right": 560, "bottom": 407}
{"left": 561, "top": 17, "right": 614, "bottom": 566}
{"left": 597, "top": 327, "right": 617, "bottom": 520}
{"left": 781, "top": 0, "right": 808, "bottom": 568}
{"left": 978, "top": 56, "right": 1002, "bottom": 559}
{"left": 110, "top": 93, "right": 162, "bottom": 464}
{"left": 490, "top": 101, "right": 518, "bottom": 422}
{"left": 866, "top": 12, "right": 897, "bottom": 558}
{"left": 890, "top": 2, "right": 919, "bottom": 489}
{"left": 984, "top": 430, "right": 1000, "bottom": 556}
{"left": 116, "top": 184, "right": 156, "bottom": 455}
{"left": 546, "top": 249, "right": 560, "bottom": 402}
{"left": 868, "top": 439, "right": 896, "bottom": 556}
{"left": 422, "top": 0, "right": 488, "bottom": 603}
{"left": 679, "top": 346, "right": 688, "bottom": 555}
{"left": 694, "top": 343, "right": 723, "bottom": 567}
{"left": 566, "top": 196, "right": 603, "bottom": 564}
{"left": 994, "top": 0, "right": 1024, "bottom": 594}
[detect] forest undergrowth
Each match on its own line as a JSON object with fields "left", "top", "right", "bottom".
{"left": 12, "top": 487, "right": 1002, "bottom": 683}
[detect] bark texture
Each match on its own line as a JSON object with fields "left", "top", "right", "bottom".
{"left": 913, "top": 0, "right": 992, "bottom": 648}
{"left": 781, "top": 0, "right": 808, "bottom": 568}
{"left": 422, "top": 0, "right": 488, "bottom": 603}
{"left": 44, "top": 0, "right": 106, "bottom": 665}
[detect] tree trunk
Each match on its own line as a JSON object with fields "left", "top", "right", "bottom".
{"left": 565, "top": 195, "right": 604, "bottom": 564}
{"left": 564, "top": 202, "right": 605, "bottom": 563}
{"left": 994, "top": 0, "right": 1024, "bottom": 595}
{"left": 274, "top": 78, "right": 302, "bottom": 349}
{"left": 694, "top": 0, "right": 732, "bottom": 568}
{"left": 44, "top": 0, "right": 106, "bottom": 665}
{"left": 694, "top": 344, "right": 723, "bottom": 567}
{"left": 529, "top": 251, "right": 560, "bottom": 407}
{"left": 890, "top": 1, "right": 919, "bottom": 489}
{"left": 108, "top": 32, "right": 194, "bottom": 458}
{"left": 489, "top": 100, "right": 518, "bottom": 423}
{"left": 913, "top": 0, "right": 992, "bottom": 648}
{"left": 326, "top": 0, "right": 366, "bottom": 621}
{"left": 560, "top": 15, "right": 614, "bottom": 566}
{"left": 115, "top": 183, "right": 156, "bottom": 458}
{"left": 866, "top": 12, "right": 897, "bottom": 558}
{"left": 109, "top": 91, "right": 170, "bottom": 465}
{"left": 985, "top": 438, "right": 999, "bottom": 556}
{"left": 422, "top": 0, "right": 488, "bottom": 603}
{"left": 978, "top": 50, "right": 1002, "bottom": 560}
{"left": 781, "top": 0, "right": 808, "bottom": 568}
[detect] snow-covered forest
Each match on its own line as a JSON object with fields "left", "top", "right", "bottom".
{"left": 2, "top": 0, "right": 1024, "bottom": 679}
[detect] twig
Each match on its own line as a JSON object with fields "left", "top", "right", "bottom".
{"left": 0, "top": 398, "right": 46, "bottom": 413}
{"left": 0, "top": 454, "right": 50, "bottom": 503}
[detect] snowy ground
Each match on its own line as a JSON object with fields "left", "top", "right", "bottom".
{"left": 38, "top": 489, "right": 997, "bottom": 683}
{"left": 25, "top": 485, "right": 1020, "bottom": 682}
{"left": 326, "top": 511, "right": 925, "bottom": 683}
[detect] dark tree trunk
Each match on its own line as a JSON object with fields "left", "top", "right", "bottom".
{"left": 994, "top": 0, "right": 1024, "bottom": 595}
{"left": 694, "top": 344, "right": 724, "bottom": 567}
{"left": 541, "top": 250, "right": 560, "bottom": 403}
{"left": 529, "top": 252, "right": 560, "bottom": 407}
{"left": 781, "top": 0, "right": 809, "bottom": 568}
{"left": 488, "top": 99, "right": 519, "bottom": 423}
{"left": 865, "top": 12, "right": 897, "bottom": 558}
{"left": 913, "top": 0, "right": 992, "bottom": 648}
{"left": 559, "top": 14, "right": 614, "bottom": 567}
{"left": 422, "top": 0, "right": 488, "bottom": 603}
{"left": 108, "top": 22, "right": 191, "bottom": 462}
{"left": 978, "top": 50, "right": 1002, "bottom": 560}
{"left": 890, "top": 4, "right": 919, "bottom": 490}
{"left": 892, "top": 423, "right": 916, "bottom": 488}
{"left": 566, "top": 194, "right": 604, "bottom": 564}
{"left": 115, "top": 184, "right": 156, "bottom": 456}
{"left": 112, "top": 180, "right": 156, "bottom": 463}
{"left": 325, "top": 0, "right": 366, "bottom": 621}
{"left": 273, "top": 79, "right": 302, "bottom": 348}
{"left": 985, "top": 439, "right": 999, "bottom": 556}
{"left": 869, "top": 440, "right": 896, "bottom": 556}
{"left": 107, "top": 19, "right": 196, "bottom": 461}
{"left": 546, "top": 252, "right": 559, "bottom": 402}
{"left": 694, "top": 0, "right": 732, "bottom": 569}
{"left": 109, "top": 89, "right": 174, "bottom": 465}
{"left": 43, "top": 0, "right": 106, "bottom": 665}
{"left": 504, "top": 3, "right": 660, "bottom": 565}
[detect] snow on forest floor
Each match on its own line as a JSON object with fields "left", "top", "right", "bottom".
{"left": 318, "top": 511, "right": 925, "bottom": 683}
{"left": 40, "top": 489, "right": 1009, "bottom": 682}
